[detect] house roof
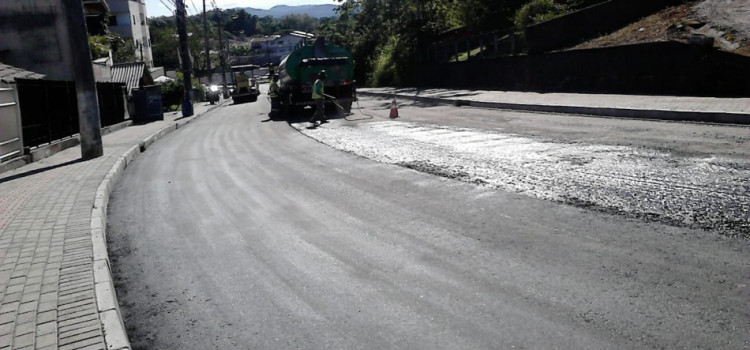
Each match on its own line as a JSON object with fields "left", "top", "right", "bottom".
{"left": 0, "top": 63, "right": 45, "bottom": 84}
{"left": 250, "top": 35, "right": 281, "bottom": 43}
{"left": 111, "top": 62, "right": 153, "bottom": 93}
{"left": 154, "top": 76, "right": 175, "bottom": 84}
{"left": 288, "top": 31, "right": 315, "bottom": 39}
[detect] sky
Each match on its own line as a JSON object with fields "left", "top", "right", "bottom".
{"left": 146, "top": 0, "right": 338, "bottom": 18}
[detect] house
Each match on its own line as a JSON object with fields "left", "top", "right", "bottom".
{"left": 111, "top": 62, "right": 157, "bottom": 119}
{"left": 111, "top": 61, "right": 154, "bottom": 95}
{"left": 108, "top": 0, "right": 154, "bottom": 67}
{"left": 84, "top": 0, "right": 111, "bottom": 35}
{"left": 247, "top": 31, "right": 314, "bottom": 65}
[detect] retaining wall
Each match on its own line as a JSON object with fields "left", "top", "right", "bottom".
{"left": 417, "top": 42, "right": 750, "bottom": 97}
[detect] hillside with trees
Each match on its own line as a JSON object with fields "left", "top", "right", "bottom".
{"left": 316, "top": 0, "right": 597, "bottom": 86}
{"left": 147, "top": 1, "right": 748, "bottom": 88}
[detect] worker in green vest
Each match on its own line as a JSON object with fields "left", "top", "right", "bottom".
{"left": 268, "top": 75, "right": 280, "bottom": 117}
{"left": 309, "top": 70, "right": 326, "bottom": 125}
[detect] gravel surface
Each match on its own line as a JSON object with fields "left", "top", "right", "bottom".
{"left": 694, "top": 0, "right": 750, "bottom": 40}
{"left": 294, "top": 103, "right": 750, "bottom": 237}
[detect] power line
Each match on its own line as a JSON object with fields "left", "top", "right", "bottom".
{"left": 164, "top": 0, "right": 178, "bottom": 12}
{"left": 168, "top": 0, "right": 201, "bottom": 38}
{"left": 189, "top": 0, "right": 201, "bottom": 17}
{"left": 159, "top": 0, "right": 174, "bottom": 14}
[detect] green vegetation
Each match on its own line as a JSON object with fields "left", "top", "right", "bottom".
{"left": 147, "top": 1, "right": 589, "bottom": 86}
{"left": 513, "top": 0, "right": 569, "bottom": 30}
{"left": 89, "top": 31, "right": 135, "bottom": 63}
{"left": 317, "top": 0, "right": 573, "bottom": 87}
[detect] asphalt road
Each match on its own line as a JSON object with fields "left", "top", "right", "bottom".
{"left": 108, "top": 95, "right": 750, "bottom": 350}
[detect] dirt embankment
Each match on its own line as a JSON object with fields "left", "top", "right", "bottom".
{"left": 573, "top": 0, "right": 750, "bottom": 56}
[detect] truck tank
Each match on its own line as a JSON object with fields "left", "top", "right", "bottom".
{"left": 277, "top": 37, "right": 356, "bottom": 114}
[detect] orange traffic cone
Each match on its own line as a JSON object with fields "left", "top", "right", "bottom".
{"left": 389, "top": 97, "right": 399, "bottom": 119}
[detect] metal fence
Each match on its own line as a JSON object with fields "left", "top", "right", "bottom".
{"left": 423, "top": 31, "right": 522, "bottom": 64}
{"left": 15, "top": 79, "right": 126, "bottom": 149}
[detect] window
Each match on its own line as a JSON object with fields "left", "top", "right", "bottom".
{"left": 108, "top": 15, "right": 118, "bottom": 26}
{"left": 132, "top": 15, "right": 136, "bottom": 25}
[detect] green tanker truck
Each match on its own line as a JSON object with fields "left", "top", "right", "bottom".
{"left": 277, "top": 37, "right": 356, "bottom": 116}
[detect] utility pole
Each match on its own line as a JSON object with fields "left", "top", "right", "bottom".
{"left": 176, "top": 0, "right": 194, "bottom": 117}
{"left": 61, "top": 0, "right": 103, "bottom": 159}
{"left": 203, "top": 0, "right": 211, "bottom": 85}
{"left": 217, "top": 11, "right": 229, "bottom": 98}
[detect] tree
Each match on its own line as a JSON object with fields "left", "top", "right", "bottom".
{"left": 318, "top": 0, "right": 540, "bottom": 86}
{"left": 89, "top": 31, "right": 136, "bottom": 63}
{"left": 255, "top": 16, "right": 280, "bottom": 35}
{"left": 149, "top": 23, "right": 180, "bottom": 69}
{"left": 278, "top": 14, "right": 316, "bottom": 33}
{"left": 225, "top": 10, "right": 257, "bottom": 36}
{"left": 513, "top": 0, "right": 570, "bottom": 30}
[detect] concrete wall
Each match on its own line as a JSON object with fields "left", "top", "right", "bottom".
{"left": 93, "top": 56, "right": 113, "bottom": 82}
{"left": 525, "top": 0, "right": 685, "bottom": 53}
{"left": 0, "top": 1, "right": 74, "bottom": 80}
{"left": 417, "top": 42, "right": 750, "bottom": 97}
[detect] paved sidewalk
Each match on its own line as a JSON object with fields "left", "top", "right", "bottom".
{"left": 359, "top": 88, "right": 750, "bottom": 124}
{"left": 0, "top": 102, "right": 219, "bottom": 350}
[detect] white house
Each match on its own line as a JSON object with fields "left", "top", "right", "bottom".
{"left": 108, "top": 0, "right": 154, "bottom": 68}
{"left": 248, "top": 31, "right": 314, "bottom": 65}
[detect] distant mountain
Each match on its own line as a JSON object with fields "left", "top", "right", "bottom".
{"left": 240, "top": 4, "right": 338, "bottom": 19}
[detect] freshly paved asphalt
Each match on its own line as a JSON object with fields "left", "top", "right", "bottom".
{"left": 0, "top": 103, "right": 216, "bottom": 350}
{"left": 107, "top": 97, "right": 750, "bottom": 349}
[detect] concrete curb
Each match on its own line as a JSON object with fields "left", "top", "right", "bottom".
{"left": 90, "top": 103, "right": 221, "bottom": 350}
{"left": 358, "top": 91, "right": 750, "bottom": 125}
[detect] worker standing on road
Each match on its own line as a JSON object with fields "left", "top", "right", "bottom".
{"left": 309, "top": 70, "right": 326, "bottom": 125}
{"left": 269, "top": 75, "right": 280, "bottom": 118}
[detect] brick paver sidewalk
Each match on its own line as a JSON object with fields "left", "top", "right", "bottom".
{"left": 0, "top": 102, "right": 217, "bottom": 350}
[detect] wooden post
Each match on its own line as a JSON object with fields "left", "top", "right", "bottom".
{"left": 61, "top": 0, "right": 103, "bottom": 159}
